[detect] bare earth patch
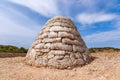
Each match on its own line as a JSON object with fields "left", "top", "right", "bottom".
{"left": 0, "top": 52, "right": 120, "bottom": 80}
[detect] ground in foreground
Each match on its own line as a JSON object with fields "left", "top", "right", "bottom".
{"left": 0, "top": 52, "right": 120, "bottom": 80}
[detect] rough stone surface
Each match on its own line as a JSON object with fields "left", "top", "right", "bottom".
{"left": 25, "top": 16, "right": 91, "bottom": 69}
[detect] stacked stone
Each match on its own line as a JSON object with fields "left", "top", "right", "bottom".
{"left": 25, "top": 16, "right": 91, "bottom": 69}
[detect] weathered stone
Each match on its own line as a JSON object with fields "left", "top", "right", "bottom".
{"left": 62, "top": 38, "right": 81, "bottom": 45}
{"left": 25, "top": 16, "right": 90, "bottom": 69}
{"left": 58, "top": 32, "right": 74, "bottom": 39}
{"left": 64, "top": 55, "right": 70, "bottom": 58}
{"left": 48, "top": 59, "right": 60, "bottom": 68}
{"left": 47, "top": 54, "right": 54, "bottom": 59}
{"left": 49, "top": 26, "right": 64, "bottom": 32}
{"left": 76, "top": 59, "right": 85, "bottom": 65}
{"left": 61, "top": 22, "right": 70, "bottom": 27}
{"left": 70, "top": 53, "right": 76, "bottom": 62}
{"left": 48, "top": 31, "right": 57, "bottom": 38}
{"left": 69, "top": 28, "right": 80, "bottom": 36}
{"left": 36, "top": 52, "right": 44, "bottom": 56}
{"left": 36, "top": 49, "right": 50, "bottom": 53}
{"left": 73, "top": 40, "right": 81, "bottom": 45}
{"left": 82, "top": 50, "right": 91, "bottom": 63}
{"left": 35, "top": 56, "right": 48, "bottom": 67}
{"left": 42, "top": 38, "right": 61, "bottom": 43}
{"left": 54, "top": 55, "right": 64, "bottom": 60}
{"left": 39, "top": 32, "right": 48, "bottom": 38}
{"left": 75, "top": 52, "right": 82, "bottom": 59}
{"left": 41, "top": 28, "right": 46, "bottom": 32}
{"left": 73, "top": 45, "right": 85, "bottom": 53}
{"left": 51, "top": 43, "right": 73, "bottom": 51}
{"left": 49, "top": 50, "right": 65, "bottom": 55}
{"left": 58, "top": 58, "right": 73, "bottom": 68}
{"left": 35, "top": 43, "right": 45, "bottom": 49}
{"left": 27, "top": 49, "right": 36, "bottom": 59}
{"left": 53, "top": 21, "right": 61, "bottom": 26}
{"left": 44, "top": 43, "right": 52, "bottom": 49}
{"left": 62, "top": 38, "right": 73, "bottom": 45}
{"left": 25, "top": 49, "right": 36, "bottom": 65}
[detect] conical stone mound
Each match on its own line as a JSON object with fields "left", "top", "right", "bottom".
{"left": 25, "top": 16, "right": 91, "bottom": 69}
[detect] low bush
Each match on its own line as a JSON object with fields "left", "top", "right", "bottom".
{"left": 89, "top": 47, "right": 120, "bottom": 53}
{"left": 0, "top": 45, "right": 28, "bottom": 53}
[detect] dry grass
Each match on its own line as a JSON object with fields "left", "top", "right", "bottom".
{"left": 0, "top": 52, "right": 120, "bottom": 80}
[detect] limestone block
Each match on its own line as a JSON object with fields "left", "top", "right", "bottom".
{"left": 36, "top": 52, "right": 44, "bottom": 56}
{"left": 58, "top": 58, "right": 73, "bottom": 68}
{"left": 35, "top": 56, "right": 48, "bottom": 67}
{"left": 54, "top": 55, "right": 64, "bottom": 60}
{"left": 49, "top": 26, "right": 64, "bottom": 32}
{"left": 39, "top": 32, "right": 48, "bottom": 38}
{"left": 42, "top": 38, "right": 61, "bottom": 43}
{"left": 75, "top": 52, "right": 82, "bottom": 59}
{"left": 62, "top": 38, "right": 73, "bottom": 45}
{"left": 73, "top": 40, "right": 81, "bottom": 45}
{"left": 47, "top": 54, "right": 54, "bottom": 59}
{"left": 58, "top": 32, "right": 74, "bottom": 39}
{"left": 61, "top": 22, "right": 69, "bottom": 27}
{"left": 49, "top": 50, "right": 65, "bottom": 55}
{"left": 70, "top": 28, "right": 80, "bottom": 36}
{"left": 42, "top": 26, "right": 50, "bottom": 32}
{"left": 73, "top": 45, "right": 85, "bottom": 53}
{"left": 36, "top": 49, "right": 50, "bottom": 53}
{"left": 48, "top": 31, "right": 57, "bottom": 38}
{"left": 52, "top": 43, "right": 73, "bottom": 51}
{"left": 77, "top": 59, "right": 85, "bottom": 65}
{"left": 35, "top": 43, "right": 45, "bottom": 49}
{"left": 53, "top": 22, "right": 61, "bottom": 26}
{"left": 48, "top": 59, "right": 60, "bottom": 68}
{"left": 27, "top": 49, "right": 36, "bottom": 58}
{"left": 62, "top": 38, "right": 81, "bottom": 46}
{"left": 70, "top": 53, "right": 76, "bottom": 62}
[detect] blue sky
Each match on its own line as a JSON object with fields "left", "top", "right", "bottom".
{"left": 0, "top": 0, "right": 120, "bottom": 48}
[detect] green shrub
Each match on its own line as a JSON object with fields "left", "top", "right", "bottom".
{"left": 0, "top": 45, "right": 28, "bottom": 53}
{"left": 89, "top": 47, "right": 120, "bottom": 53}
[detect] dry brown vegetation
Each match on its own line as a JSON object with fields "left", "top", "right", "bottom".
{"left": 0, "top": 52, "right": 120, "bottom": 80}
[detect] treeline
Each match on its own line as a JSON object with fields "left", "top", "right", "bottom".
{"left": 0, "top": 45, "right": 27, "bottom": 53}
{"left": 0, "top": 45, "right": 120, "bottom": 53}
{"left": 89, "top": 47, "right": 120, "bottom": 53}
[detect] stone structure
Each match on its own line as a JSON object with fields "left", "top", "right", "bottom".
{"left": 25, "top": 16, "right": 91, "bottom": 69}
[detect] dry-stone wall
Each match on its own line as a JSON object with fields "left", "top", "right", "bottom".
{"left": 25, "top": 16, "right": 91, "bottom": 69}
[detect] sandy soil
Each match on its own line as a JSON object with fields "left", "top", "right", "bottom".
{"left": 0, "top": 52, "right": 120, "bottom": 80}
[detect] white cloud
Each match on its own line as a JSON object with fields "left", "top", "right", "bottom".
{"left": 0, "top": 5, "right": 40, "bottom": 30}
{"left": 76, "top": 13, "right": 118, "bottom": 24}
{"left": 10, "top": 0, "right": 60, "bottom": 17}
{"left": 77, "top": 0, "right": 96, "bottom": 9}
{"left": 0, "top": 11, "right": 37, "bottom": 48}
{"left": 0, "top": 9, "right": 37, "bottom": 36}
{"left": 84, "top": 30, "right": 120, "bottom": 43}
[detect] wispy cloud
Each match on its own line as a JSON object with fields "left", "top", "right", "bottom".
{"left": 0, "top": 17, "right": 36, "bottom": 48}
{"left": 84, "top": 29, "right": 120, "bottom": 43}
{"left": 76, "top": 13, "right": 118, "bottom": 25}
{"left": 0, "top": 15, "right": 35, "bottom": 36}
{"left": 0, "top": 8, "right": 38, "bottom": 47}
{"left": 10, "top": 0, "right": 61, "bottom": 17}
